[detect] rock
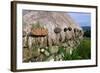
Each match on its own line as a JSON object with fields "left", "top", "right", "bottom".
{"left": 30, "top": 57, "right": 37, "bottom": 62}
{"left": 43, "top": 36, "right": 48, "bottom": 47}
{"left": 39, "top": 37, "right": 45, "bottom": 47}
{"left": 23, "top": 36, "right": 28, "bottom": 48}
{"left": 28, "top": 37, "right": 33, "bottom": 49}
{"left": 49, "top": 59, "right": 55, "bottom": 61}
{"left": 40, "top": 48, "right": 45, "bottom": 53}
{"left": 59, "top": 32, "right": 66, "bottom": 43}
{"left": 58, "top": 55, "right": 62, "bottom": 59}
{"left": 23, "top": 48, "right": 32, "bottom": 62}
{"left": 38, "top": 54, "right": 45, "bottom": 61}
{"left": 44, "top": 50, "right": 50, "bottom": 56}
{"left": 40, "top": 47, "right": 50, "bottom": 56}
{"left": 65, "top": 31, "right": 74, "bottom": 41}
{"left": 49, "top": 46, "right": 59, "bottom": 54}
{"left": 55, "top": 55, "right": 60, "bottom": 61}
{"left": 67, "top": 40, "right": 74, "bottom": 47}
{"left": 45, "top": 47, "right": 48, "bottom": 50}
{"left": 47, "top": 35, "right": 52, "bottom": 47}
{"left": 62, "top": 43, "right": 68, "bottom": 48}
{"left": 32, "top": 48, "right": 41, "bottom": 57}
{"left": 46, "top": 55, "right": 54, "bottom": 61}
{"left": 54, "top": 27, "right": 61, "bottom": 33}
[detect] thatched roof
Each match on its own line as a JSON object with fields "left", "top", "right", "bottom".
{"left": 23, "top": 10, "right": 82, "bottom": 32}
{"left": 23, "top": 10, "right": 83, "bottom": 47}
{"left": 22, "top": 10, "right": 84, "bottom": 62}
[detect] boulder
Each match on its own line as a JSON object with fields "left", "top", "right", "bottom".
{"left": 49, "top": 46, "right": 59, "bottom": 54}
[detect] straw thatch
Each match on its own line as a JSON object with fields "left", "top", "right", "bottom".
{"left": 22, "top": 10, "right": 84, "bottom": 62}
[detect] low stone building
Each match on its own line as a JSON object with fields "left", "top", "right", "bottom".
{"left": 22, "top": 10, "right": 84, "bottom": 62}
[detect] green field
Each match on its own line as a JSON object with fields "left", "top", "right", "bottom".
{"left": 58, "top": 38, "right": 91, "bottom": 60}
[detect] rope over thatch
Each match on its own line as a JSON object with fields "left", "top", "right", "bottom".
{"left": 54, "top": 27, "right": 61, "bottom": 33}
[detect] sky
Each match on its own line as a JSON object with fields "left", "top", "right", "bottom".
{"left": 68, "top": 12, "right": 91, "bottom": 27}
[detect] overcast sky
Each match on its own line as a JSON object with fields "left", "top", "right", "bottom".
{"left": 68, "top": 12, "right": 91, "bottom": 27}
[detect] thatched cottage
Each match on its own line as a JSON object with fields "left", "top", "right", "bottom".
{"left": 23, "top": 10, "right": 83, "bottom": 62}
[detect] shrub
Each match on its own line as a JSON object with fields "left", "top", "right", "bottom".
{"left": 84, "top": 30, "right": 91, "bottom": 37}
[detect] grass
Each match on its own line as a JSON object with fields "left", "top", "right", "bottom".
{"left": 76, "top": 38, "right": 91, "bottom": 59}
{"left": 58, "top": 38, "right": 91, "bottom": 60}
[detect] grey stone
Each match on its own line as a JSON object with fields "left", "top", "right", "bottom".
{"left": 58, "top": 54, "right": 62, "bottom": 59}
{"left": 49, "top": 46, "right": 59, "bottom": 54}
{"left": 44, "top": 50, "right": 50, "bottom": 56}
{"left": 55, "top": 55, "right": 60, "bottom": 61}
{"left": 46, "top": 55, "right": 54, "bottom": 61}
{"left": 40, "top": 48, "right": 45, "bottom": 53}
{"left": 32, "top": 48, "right": 41, "bottom": 57}
{"left": 54, "top": 27, "right": 61, "bottom": 33}
{"left": 65, "top": 47, "right": 73, "bottom": 55}
{"left": 38, "top": 54, "right": 45, "bottom": 61}
{"left": 62, "top": 43, "right": 68, "bottom": 48}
